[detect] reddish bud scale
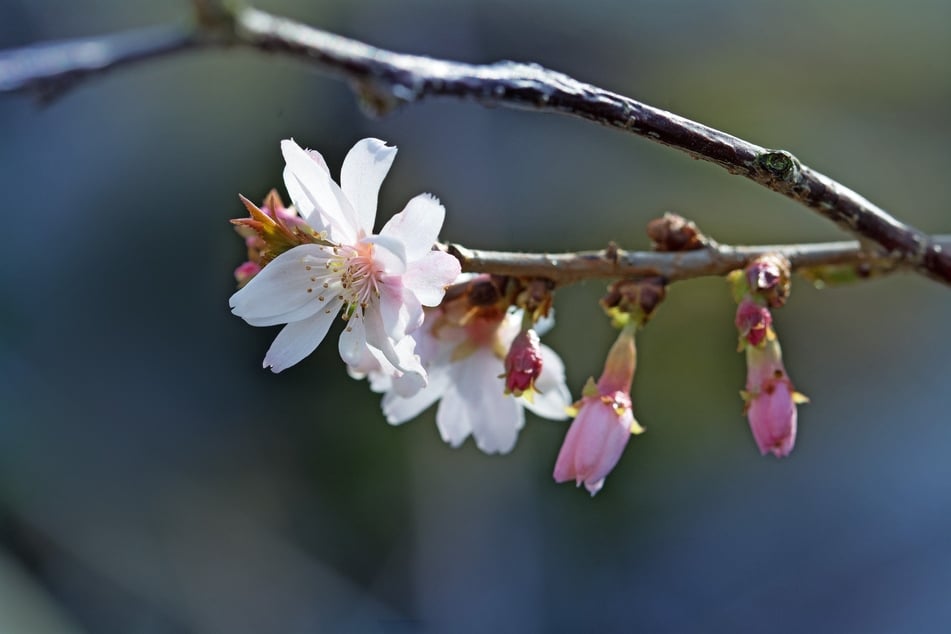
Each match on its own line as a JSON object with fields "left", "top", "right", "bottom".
{"left": 744, "top": 254, "right": 791, "bottom": 308}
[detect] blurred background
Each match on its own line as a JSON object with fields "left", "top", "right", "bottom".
{"left": 1, "top": 0, "right": 950, "bottom": 632}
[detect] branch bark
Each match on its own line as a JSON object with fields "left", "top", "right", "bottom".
{"left": 446, "top": 238, "right": 918, "bottom": 286}
{"left": 2, "top": 3, "right": 949, "bottom": 285}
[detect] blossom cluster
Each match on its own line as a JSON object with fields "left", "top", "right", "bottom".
{"left": 229, "top": 139, "right": 812, "bottom": 497}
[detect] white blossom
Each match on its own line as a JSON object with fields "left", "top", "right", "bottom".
{"left": 363, "top": 307, "right": 572, "bottom": 454}
{"left": 230, "top": 139, "right": 460, "bottom": 376}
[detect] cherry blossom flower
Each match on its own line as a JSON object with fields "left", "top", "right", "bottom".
{"left": 358, "top": 279, "right": 572, "bottom": 454}
{"left": 230, "top": 138, "right": 460, "bottom": 374}
{"left": 553, "top": 325, "right": 643, "bottom": 495}
{"left": 742, "top": 333, "right": 808, "bottom": 457}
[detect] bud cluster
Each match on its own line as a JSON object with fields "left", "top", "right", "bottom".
{"left": 730, "top": 255, "right": 808, "bottom": 457}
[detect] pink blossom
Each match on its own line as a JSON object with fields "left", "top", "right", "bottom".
{"left": 743, "top": 337, "right": 807, "bottom": 457}
{"left": 553, "top": 326, "right": 643, "bottom": 495}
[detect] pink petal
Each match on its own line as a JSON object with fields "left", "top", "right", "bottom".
{"left": 340, "top": 138, "right": 397, "bottom": 237}
{"left": 403, "top": 251, "right": 462, "bottom": 306}
{"left": 553, "top": 414, "right": 585, "bottom": 483}
{"left": 583, "top": 409, "right": 633, "bottom": 492}
{"left": 571, "top": 401, "right": 630, "bottom": 488}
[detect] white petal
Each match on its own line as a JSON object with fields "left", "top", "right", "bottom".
{"left": 379, "top": 283, "right": 423, "bottom": 341}
{"left": 402, "top": 251, "right": 462, "bottom": 306}
{"left": 434, "top": 387, "right": 473, "bottom": 448}
{"left": 353, "top": 337, "right": 426, "bottom": 397}
{"left": 391, "top": 368, "right": 427, "bottom": 397}
{"left": 535, "top": 310, "right": 556, "bottom": 337}
{"left": 282, "top": 166, "right": 324, "bottom": 232}
{"left": 338, "top": 309, "right": 368, "bottom": 366}
{"left": 262, "top": 303, "right": 341, "bottom": 372}
{"left": 304, "top": 148, "right": 330, "bottom": 173}
{"left": 242, "top": 301, "right": 329, "bottom": 327}
{"left": 367, "top": 370, "right": 393, "bottom": 394}
{"left": 229, "top": 244, "right": 328, "bottom": 321}
{"left": 379, "top": 193, "right": 446, "bottom": 262}
{"left": 383, "top": 364, "right": 450, "bottom": 424}
{"left": 363, "top": 234, "right": 407, "bottom": 275}
{"left": 363, "top": 307, "right": 425, "bottom": 377}
{"left": 281, "top": 139, "right": 358, "bottom": 243}
{"left": 439, "top": 349, "right": 524, "bottom": 454}
{"left": 524, "top": 344, "right": 572, "bottom": 420}
{"left": 340, "top": 138, "right": 397, "bottom": 236}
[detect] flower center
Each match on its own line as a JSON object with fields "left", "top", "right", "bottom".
{"left": 302, "top": 242, "right": 382, "bottom": 315}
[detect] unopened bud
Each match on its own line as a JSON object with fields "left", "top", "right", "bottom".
{"left": 646, "top": 212, "right": 707, "bottom": 252}
{"left": 601, "top": 277, "right": 667, "bottom": 328}
{"left": 503, "top": 329, "right": 543, "bottom": 397}
{"left": 742, "top": 336, "right": 808, "bottom": 457}
{"left": 745, "top": 254, "right": 791, "bottom": 308}
{"left": 735, "top": 298, "right": 772, "bottom": 348}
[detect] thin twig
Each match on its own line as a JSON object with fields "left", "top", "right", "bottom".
{"left": 446, "top": 238, "right": 923, "bottom": 286}
{"left": 0, "top": 23, "right": 202, "bottom": 103}
{"left": 2, "top": 3, "right": 948, "bottom": 285}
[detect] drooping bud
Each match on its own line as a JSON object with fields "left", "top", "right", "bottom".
{"left": 554, "top": 325, "right": 644, "bottom": 496}
{"left": 729, "top": 252, "right": 806, "bottom": 456}
{"left": 741, "top": 334, "right": 809, "bottom": 457}
{"left": 503, "top": 328, "right": 544, "bottom": 398}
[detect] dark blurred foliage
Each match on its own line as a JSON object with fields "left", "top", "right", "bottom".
{"left": 1, "top": 0, "right": 950, "bottom": 632}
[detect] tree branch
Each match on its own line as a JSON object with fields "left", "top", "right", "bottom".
{"left": 2, "top": 3, "right": 949, "bottom": 285}
{"left": 446, "top": 237, "right": 936, "bottom": 286}
{"left": 0, "top": 23, "right": 201, "bottom": 103}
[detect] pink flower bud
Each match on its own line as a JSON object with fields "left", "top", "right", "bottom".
{"left": 234, "top": 260, "right": 262, "bottom": 287}
{"left": 554, "top": 327, "right": 643, "bottom": 495}
{"left": 743, "top": 337, "right": 807, "bottom": 457}
{"left": 735, "top": 299, "right": 772, "bottom": 347}
{"left": 503, "top": 329, "right": 543, "bottom": 396}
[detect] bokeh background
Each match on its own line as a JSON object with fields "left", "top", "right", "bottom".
{"left": 1, "top": 0, "right": 950, "bottom": 632}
